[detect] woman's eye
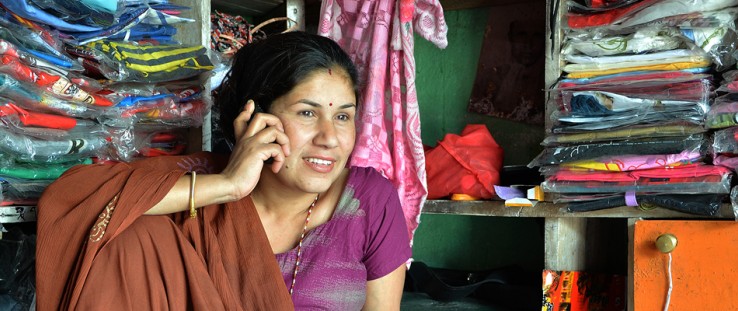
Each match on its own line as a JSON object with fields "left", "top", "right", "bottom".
{"left": 299, "top": 111, "right": 315, "bottom": 117}
{"left": 337, "top": 114, "right": 351, "bottom": 121}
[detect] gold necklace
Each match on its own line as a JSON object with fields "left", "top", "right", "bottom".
{"left": 289, "top": 194, "right": 319, "bottom": 295}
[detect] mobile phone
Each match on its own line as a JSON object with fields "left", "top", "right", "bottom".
{"left": 252, "top": 102, "right": 275, "bottom": 165}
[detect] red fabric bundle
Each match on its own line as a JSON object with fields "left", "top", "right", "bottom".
{"left": 425, "top": 124, "right": 504, "bottom": 199}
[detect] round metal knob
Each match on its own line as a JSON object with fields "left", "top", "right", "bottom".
{"left": 656, "top": 233, "right": 678, "bottom": 253}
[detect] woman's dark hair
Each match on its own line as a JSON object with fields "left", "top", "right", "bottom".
{"left": 215, "top": 31, "right": 359, "bottom": 145}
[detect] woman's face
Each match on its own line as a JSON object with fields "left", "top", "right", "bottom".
{"left": 267, "top": 67, "right": 357, "bottom": 194}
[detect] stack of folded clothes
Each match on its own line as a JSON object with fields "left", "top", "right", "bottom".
{"left": 531, "top": 0, "right": 738, "bottom": 215}
{"left": 0, "top": 0, "right": 212, "bottom": 207}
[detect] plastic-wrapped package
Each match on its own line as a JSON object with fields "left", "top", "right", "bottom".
{"left": 0, "top": 54, "right": 114, "bottom": 106}
{"left": 0, "top": 177, "right": 52, "bottom": 204}
{"left": 108, "top": 128, "right": 188, "bottom": 162}
{"left": 529, "top": 134, "right": 706, "bottom": 167}
{"left": 0, "top": 73, "right": 97, "bottom": 118}
{"left": 557, "top": 69, "right": 711, "bottom": 89}
{"left": 712, "top": 127, "right": 738, "bottom": 154}
{"left": 552, "top": 78, "right": 712, "bottom": 116}
{"left": 568, "top": 0, "right": 654, "bottom": 13}
{"left": 0, "top": 127, "right": 107, "bottom": 163}
{"left": 542, "top": 164, "right": 732, "bottom": 194}
{"left": 0, "top": 8, "right": 82, "bottom": 71}
{"left": 566, "top": 0, "right": 661, "bottom": 29}
{"left": 66, "top": 7, "right": 193, "bottom": 45}
{"left": 714, "top": 154, "right": 738, "bottom": 171}
{"left": 706, "top": 93, "right": 738, "bottom": 129}
{"left": 567, "top": 0, "right": 738, "bottom": 29}
{"left": 566, "top": 193, "right": 724, "bottom": 215}
{"left": 0, "top": 225, "right": 36, "bottom": 311}
{"left": 562, "top": 49, "right": 710, "bottom": 75}
{"left": 681, "top": 26, "right": 738, "bottom": 71}
{"left": 562, "top": 27, "right": 684, "bottom": 57}
{"left": 0, "top": 157, "right": 91, "bottom": 180}
{"left": 0, "top": 39, "right": 75, "bottom": 79}
{"left": 731, "top": 186, "right": 738, "bottom": 220}
{"left": 558, "top": 150, "right": 702, "bottom": 172}
{"left": 717, "top": 69, "right": 738, "bottom": 92}
{"left": 615, "top": 0, "right": 738, "bottom": 29}
{"left": 551, "top": 98, "right": 706, "bottom": 133}
{"left": 543, "top": 124, "right": 705, "bottom": 146}
{"left": 79, "top": 40, "right": 213, "bottom": 83}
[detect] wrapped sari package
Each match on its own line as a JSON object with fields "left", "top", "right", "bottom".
{"left": 541, "top": 165, "right": 732, "bottom": 194}
{"left": 566, "top": 193, "right": 725, "bottom": 215}
{"left": 529, "top": 134, "right": 706, "bottom": 167}
{"left": 713, "top": 127, "right": 738, "bottom": 154}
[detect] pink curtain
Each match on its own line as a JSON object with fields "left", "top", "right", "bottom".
{"left": 318, "top": 0, "right": 447, "bottom": 244}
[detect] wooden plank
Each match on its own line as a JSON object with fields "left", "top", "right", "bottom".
{"left": 545, "top": 218, "right": 587, "bottom": 270}
{"left": 422, "top": 200, "right": 734, "bottom": 219}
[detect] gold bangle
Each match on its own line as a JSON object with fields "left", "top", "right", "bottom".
{"left": 189, "top": 171, "right": 197, "bottom": 218}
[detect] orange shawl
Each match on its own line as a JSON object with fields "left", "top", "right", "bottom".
{"left": 35, "top": 152, "right": 293, "bottom": 310}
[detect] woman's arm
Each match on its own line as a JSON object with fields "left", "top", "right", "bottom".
{"left": 144, "top": 173, "right": 238, "bottom": 215}
{"left": 146, "top": 100, "right": 290, "bottom": 215}
{"left": 362, "top": 264, "right": 407, "bottom": 311}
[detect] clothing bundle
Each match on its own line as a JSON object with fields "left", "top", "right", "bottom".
{"left": 531, "top": 0, "right": 738, "bottom": 215}
{"left": 0, "top": 0, "right": 211, "bottom": 209}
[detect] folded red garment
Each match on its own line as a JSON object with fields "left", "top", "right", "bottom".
{"left": 0, "top": 102, "right": 77, "bottom": 130}
{"left": 553, "top": 164, "right": 730, "bottom": 182}
{"left": 567, "top": 0, "right": 660, "bottom": 28}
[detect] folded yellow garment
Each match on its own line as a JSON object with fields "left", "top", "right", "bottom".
{"left": 565, "top": 60, "right": 711, "bottom": 79}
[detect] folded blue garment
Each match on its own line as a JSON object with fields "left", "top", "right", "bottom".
{"left": 2, "top": 0, "right": 101, "bottom": 32}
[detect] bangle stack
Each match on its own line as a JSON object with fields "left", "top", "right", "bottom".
{"left": 189, "top": 171, "right": 197, "bottom": 218}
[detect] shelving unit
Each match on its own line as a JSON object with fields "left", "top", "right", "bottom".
{"left": 424, "top": 200, "right": 735, "bottom": 219}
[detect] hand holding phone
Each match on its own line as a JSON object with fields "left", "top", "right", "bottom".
{"left": 222, "top": 100, "right": 290, "bottom": 199}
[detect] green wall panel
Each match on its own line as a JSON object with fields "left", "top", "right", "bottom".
{"left": 415, "top": 8, "right": 544, "bottom": 166}
{"left": 412, "top": 9, "right": 544, "bottom": 271}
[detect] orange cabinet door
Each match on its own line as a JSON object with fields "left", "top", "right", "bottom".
{"left": 634, "top": 220, "right": 738, "bottom": 310}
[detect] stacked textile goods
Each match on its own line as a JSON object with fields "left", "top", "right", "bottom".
{"left": 0, "top": 0, "right": 213, "bottom": 209}
{"left": 531, "top": 0, "right": 738, "bottom": 216}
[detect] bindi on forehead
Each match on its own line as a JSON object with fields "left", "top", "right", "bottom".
{"left": 328, "top": 68, "right": 332, "bottom": 75}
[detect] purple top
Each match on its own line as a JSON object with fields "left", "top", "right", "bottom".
{"left": 275, "top": 166, "right": 411, "bottom": 310}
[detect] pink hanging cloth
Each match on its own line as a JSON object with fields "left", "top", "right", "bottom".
{"left": 318, "top": 0, "right": 447, "bottom": 244}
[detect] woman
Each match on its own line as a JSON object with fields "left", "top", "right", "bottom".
{"left": 36, "top": 32, "right": 411, "bottom": 310}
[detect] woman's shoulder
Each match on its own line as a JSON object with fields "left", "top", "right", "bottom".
{"left": 348, "top": 166, "right": 394, "bottom": 188}
{"left": 347, "top": 166, "right": 399, "bottom": 204}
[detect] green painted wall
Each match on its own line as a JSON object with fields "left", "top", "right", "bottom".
{"left": 411, "top": 9, "right": 544, "bottom": 271}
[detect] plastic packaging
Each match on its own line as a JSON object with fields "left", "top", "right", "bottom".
{"left": 731, "top": 186, "right": 738, "bottom": 220}
{"left": 541, "top": 164, "right": 732, "bottom": 194}
{"left": 0, "top": 177, "right": 52, "bottom": 204}
{"left": 0, "top": 73, "right": 97, "bottom": 118}
{"left": 567, "top": 193, "right": 724, "bottom": 216}
{"left": 0, "top": 127, "right": 107, "bottom": 163}
{"left": 712, "top": 127, "right": 738, "bottom": 154}
{"left": 79, "top": 40, "right": 213, "bottom": 83}
{"left": 0, "top": 54, "right": 114, "bottom": 106}
{"left": 542, "top": 124, "right": 705, "bottom": 146}
{"left": 529, "top": 134, "right": 706, "bottom": 167}
{"left": 562, "top": 27, "right": 684, "bottom": 57}
{"left": 706, "top": 93, "right": 738, "bottom": 129}
{"left": 0, "top": 225, "right": 36, "bottom": 311}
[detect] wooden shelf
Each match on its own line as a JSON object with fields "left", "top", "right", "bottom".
{"left": 423, "top": 200, "right": 735, "bottom": 219}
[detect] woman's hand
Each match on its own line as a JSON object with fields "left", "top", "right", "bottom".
{"left": 221, "top": 100, "right": 291, "bottom": 199}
